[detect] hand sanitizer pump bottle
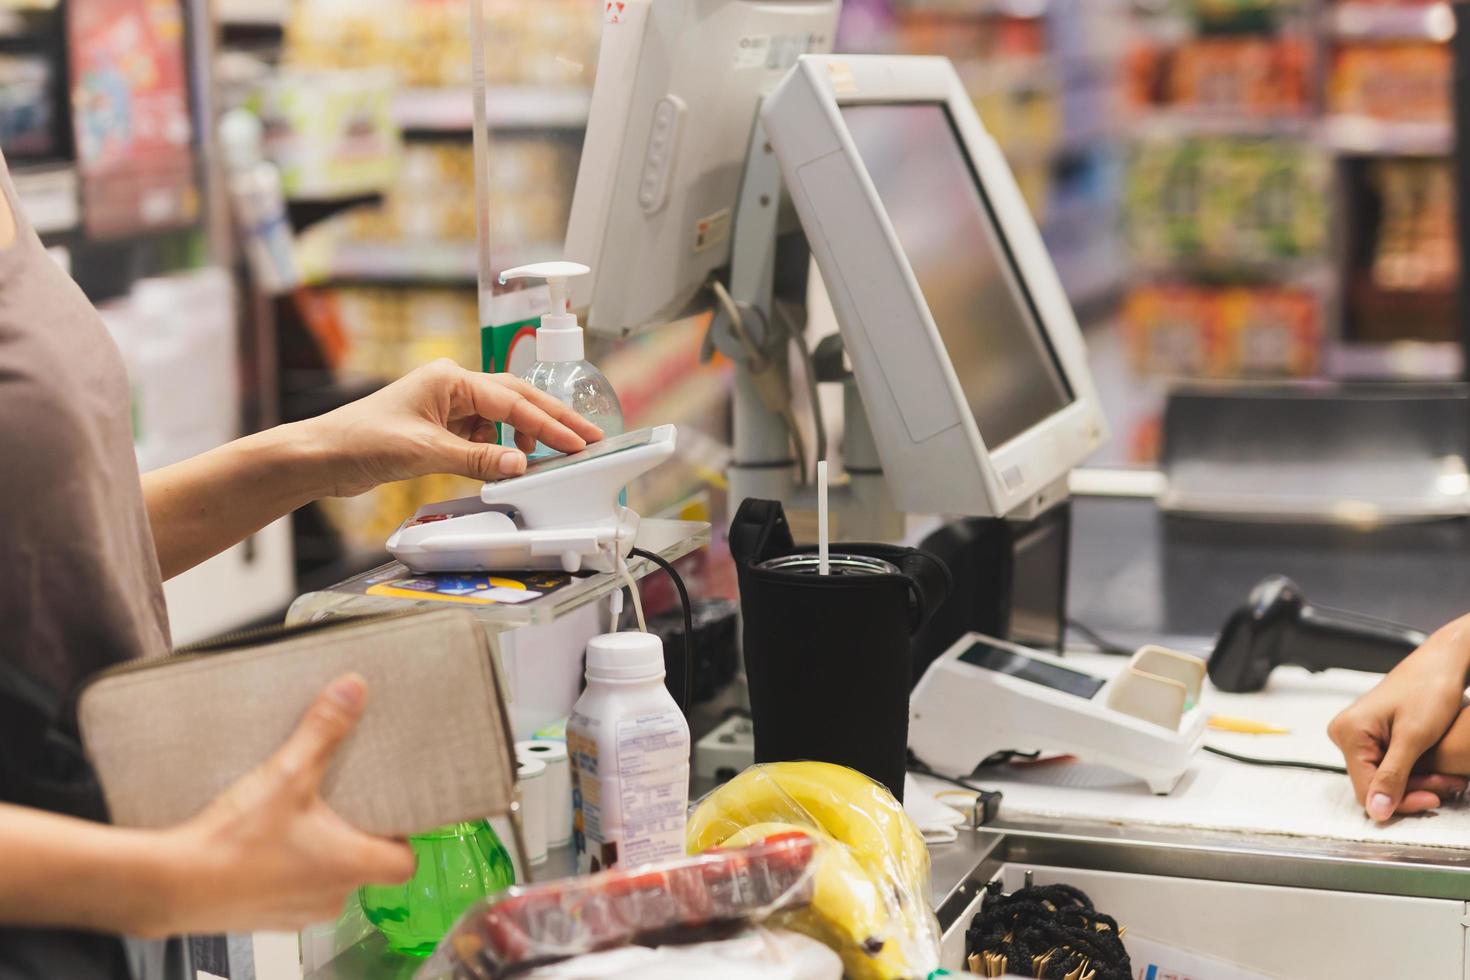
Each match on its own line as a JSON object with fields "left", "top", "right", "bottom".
{"left": 497, "top": 262, "right": 624, "bottom": 459}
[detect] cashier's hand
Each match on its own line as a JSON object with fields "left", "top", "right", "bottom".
{"left": 157, "top": 674, "right": 416, "bottom": 935}
{"left": 1328, "top": 614, "right": 1470, "bottom": 823}
{"left": 306, "top": 359, "right": 604, "bottom": 497}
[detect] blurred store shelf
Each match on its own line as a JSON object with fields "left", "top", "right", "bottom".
{"left": 1132, "top": 112, "right": 1318, "bottom": 141}
{"left": 1329, "top": 3, "right": 1455, "bottom": 43}
{"left": 899, "top": 0, "right": 1049, "bottom": 16}
{"left": 12, "top": 164, "right": 78, "bottom": 236}
{"left": 1328, "top": 341, "right": 1463, "bottom": 381}
{"left": 218, "top": 8, "right": 287, "bottom": 28}
{"left": 394, "top": 86, "right": 590, "bottom": 133}
{"left": 1129, "top": 256, "right": 1333, "bottom": 287}
{"left": 310, "top": 238, "right": 561, "bottom": 286}
{"left": 1323, "top": 116, "right": 1453, "bottom": 157}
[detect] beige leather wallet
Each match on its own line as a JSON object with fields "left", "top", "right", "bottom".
{"left": 77, "top": 610, "right": 518, "bottom": 837}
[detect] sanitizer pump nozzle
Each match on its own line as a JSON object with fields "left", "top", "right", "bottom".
{"left": 499, "top": 261, "right": 592, "bottom": 362}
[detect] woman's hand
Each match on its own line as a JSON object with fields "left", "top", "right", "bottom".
{"left": 305, "top": 359, "right": 605, "bottom": 497}
{"left": 145, "top": 359, "right": 605, "bottom": 578}
{"left": 1328, "top": 614, "right": 1470, "bottom": 822}
{"left": 0, "top": 675, "right": 414, "bottom": 937}
{"left": 1418, "top": 705, "right": 1470, "bottom": 779}
{"left": 148, "top": 674, "right": 416, "bottom": 936}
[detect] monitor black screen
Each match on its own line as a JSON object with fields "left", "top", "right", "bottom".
{"left": 842, "top": 103, "right": 1073, "bottom": 450}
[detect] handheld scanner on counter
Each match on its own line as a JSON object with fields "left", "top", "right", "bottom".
{"left": 1208, "top": 575, "right": 1427, "bottom": 694}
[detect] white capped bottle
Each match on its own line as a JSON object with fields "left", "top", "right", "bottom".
{"left": 497, "top": 261, "right": 624, "bottom": 457}
{"left": 566, "top": 632, "right": 690, "bottom": 873}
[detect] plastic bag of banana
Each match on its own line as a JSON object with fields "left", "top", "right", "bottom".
{"left": 687, "top": 761, "right": 942, "bottom": 980}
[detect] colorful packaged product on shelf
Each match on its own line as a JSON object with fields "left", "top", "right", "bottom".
{"left": 1126, "top": 137, "right": 1328, "bottom": 268}
{"left": 284, "top": 0, "right": 600, "bottom": 90}
{"left": 1122, "top": 285, "right": 1214, "bottom": 378}
{"left": 1128, "top": 37, "right": 1313, "bottom": 118}
{"left": 1369, "top": 158, "right": 1458, "bottom": 293}
{"left": 1190, "top": 0, "right": 1308, "bottom": 31}
{"left": 1330, "top": 43, "right": 1452, "bottom": 123}
{"left": 1123, "top": 285, "right": 1320, "bottom": 380}
{"left": 254, "top": 68, "right": 400, "bottom": 200}
{"left": 1216, "top": 286, "right": 1320, "bottom": 377}
{"left": 0, "top": 55, "right": 56, "bottom": 158}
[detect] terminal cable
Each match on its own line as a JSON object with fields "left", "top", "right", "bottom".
{"left": 1065, "top": 617, "right": 1134, "bottom": 657}
{"left": 1203, "top": 744, "right": 1347, "bottom": 775}
{"left": 614, "top": 552, "right": 647, "bottom": 634}
{"left": 631, "top": 547, "right": 695, "bottom": 719}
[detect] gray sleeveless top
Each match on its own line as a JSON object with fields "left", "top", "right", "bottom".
{"left": 0, "top": 153, "right": 184, "bottom": 979}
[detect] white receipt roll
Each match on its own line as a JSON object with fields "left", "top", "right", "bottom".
{"left": 517, "top": 739, "right": 572, "bottom": 847}
{"left": 516, "top": 756, "right": 549, "bottom": 866}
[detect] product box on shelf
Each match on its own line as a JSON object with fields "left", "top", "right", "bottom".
{"left": 1125, "top": 136, "right": 1329, "bottom": 269}
{"left": 1123, "top": 284, "right": 1321, "bottom": 380}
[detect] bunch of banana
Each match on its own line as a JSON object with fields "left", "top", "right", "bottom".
{"left": 687, "top": 762, "right": 940, "bottom": 980}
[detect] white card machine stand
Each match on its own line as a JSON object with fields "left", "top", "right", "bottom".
{"left": 387, "top": 425, "right": 678, "bottom": 574}
{"left": 910, "top": 633, "right": 1208, "bottom": 794}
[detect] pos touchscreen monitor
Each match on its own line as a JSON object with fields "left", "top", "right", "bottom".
{"left": 761, "top": 55, "right": 1108, "bottom": 518}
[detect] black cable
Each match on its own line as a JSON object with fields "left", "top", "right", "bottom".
{"left": 967, "top": 883, "right": 1132, "bottom": 980}
{"left": 1065, "top": 617, "right": 1134, "bottom": 657}
{"left": 1204, "top": 744, "right": 1348, "bottom": 775}
{"left": 631, "top": 547, "right": 694, "bottom": 718}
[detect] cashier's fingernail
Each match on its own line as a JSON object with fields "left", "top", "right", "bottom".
{"left": 327, "top": 674, "right": 366, "bottom": 711}
{"left": 1368, "top": 793, "right": 1394, "bottom": 820}
{"left": 499, "top": 451, "right": 527, "bottom": 476}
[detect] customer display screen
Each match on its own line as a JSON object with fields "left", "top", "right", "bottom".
{"left": 958, "top": 639, "right": 1105, "bottom": 700}
{"left": 841, "top": 103, "right": 1073, "bottom": 450}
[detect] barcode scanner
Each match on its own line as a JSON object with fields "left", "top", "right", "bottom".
{"left": 1208, "top": 575, "right": 1429, "bottom": 693}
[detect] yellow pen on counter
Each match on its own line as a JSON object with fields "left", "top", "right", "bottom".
{"left": 1209, "top": 714, "right": 1291, "bottom": 735}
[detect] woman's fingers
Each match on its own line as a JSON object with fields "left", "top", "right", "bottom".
{"left": 1365, "top": 721, "right": 1440, "bottom": 821}
{"left": 267, "top": 674, "right": 369, "bottom": 793}
{"left": 456, "top": 372, "right": 586, "bottom": 454}
{"left": 433, "top": 431, "right": 527, "bottom": 481}
{"left": 1395, "top": 790, "right": 1443, "bottom": 815}
{"left": 1329, "top": 716, "right": 1383, "bottom": 809}
{"left": 485, "top": 373, "right": 604, "bottom": 445}
{"left": 1406, "top": 772, "right": 1468, "bottom": 799}
{"left": 314, "top": 806, "right": 417, "bottom": 885}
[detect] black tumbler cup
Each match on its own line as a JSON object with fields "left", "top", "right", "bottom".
{"left": 730, "top": 499, "right": 950, "bottom": 801}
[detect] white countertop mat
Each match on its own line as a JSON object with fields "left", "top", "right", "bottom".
{"left": 915, "top": 652, "right": 1470, "bottom": 851}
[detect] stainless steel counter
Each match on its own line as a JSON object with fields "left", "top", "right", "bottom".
{"left": 928, "top": 815, "right": 1470, "bottom": 941}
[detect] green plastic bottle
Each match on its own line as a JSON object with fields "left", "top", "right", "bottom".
{"left": 359, "top": 820, "right": 515, "bottom": 957}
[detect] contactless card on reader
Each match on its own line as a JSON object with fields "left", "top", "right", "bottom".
{"left": 517, "top": 427, "right": 656, "bottom": 479}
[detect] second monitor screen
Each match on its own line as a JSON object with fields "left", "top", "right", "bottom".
{"left": 842, "top": 103, "right": 1072, "bottom": 451}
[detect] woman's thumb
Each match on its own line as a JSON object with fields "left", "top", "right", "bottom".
{"left": 1366, "top": 731, "right": 1431, "bottom": 821}
{"left": 436, "top": 432, "right": 527, "bottom": 482}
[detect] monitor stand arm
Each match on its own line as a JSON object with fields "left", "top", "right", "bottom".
{"left": 706, "top": 120, "right": 904, "bottom": 542}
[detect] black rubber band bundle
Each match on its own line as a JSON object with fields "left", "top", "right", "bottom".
{"left": 965, "top": 883, "right": 1132, "bottom": 980}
